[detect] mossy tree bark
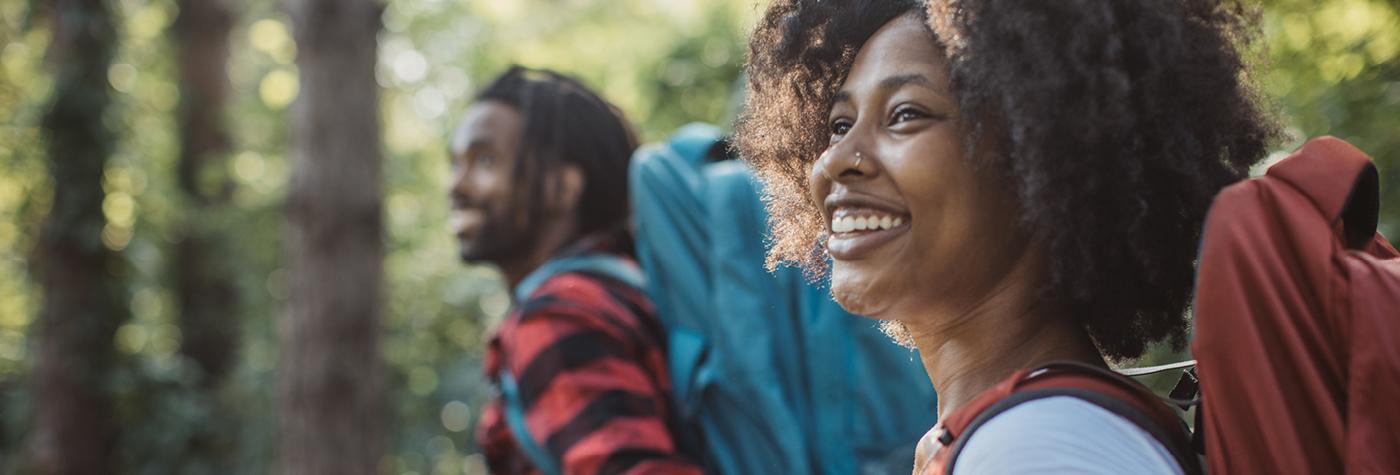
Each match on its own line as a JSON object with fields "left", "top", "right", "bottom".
{"left": 171, "top": 0, "right": 238, "bottom": 389}
{"left": 29, "top": 0, "right": 126, "bottom": 473}
{"left": 279, "top": 0, "right": 386, "bottom": 472}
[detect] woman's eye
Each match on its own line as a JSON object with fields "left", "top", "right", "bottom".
{"left": 830, "top": 119, "right": 853, "bottom": 136}
{"left": 476, "top": 155, "right": 495, "bottom": 167}
{"left": 890, "top": 107, "right": 928, "bottom": 125}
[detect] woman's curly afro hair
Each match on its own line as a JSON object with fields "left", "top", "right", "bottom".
{"left": 735, "top": 0, "right": 1278, "bottom": 360}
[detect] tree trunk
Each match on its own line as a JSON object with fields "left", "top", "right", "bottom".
{"left": 29, "top": 0, "right": 125, "bottom": 473}
{"left": 172, "top": 0, "right": 238, "bottom": 387}
{"left": 279, "top": 0, "right": 386, "bottom": 473}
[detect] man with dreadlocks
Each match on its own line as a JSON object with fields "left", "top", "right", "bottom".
{"left": 448, "top": 66, "right": 701, "bottom": 475}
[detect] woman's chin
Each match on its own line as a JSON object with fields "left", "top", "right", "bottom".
{"left": 830, "top": 283, "right": 917, "bottom": 348}
{"left": 828, "top": 271, "right": 891, "bottom": 318}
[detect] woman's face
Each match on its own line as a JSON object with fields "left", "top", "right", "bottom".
{"left": 811, "top": 14, "right": 1026, "bottom": 322}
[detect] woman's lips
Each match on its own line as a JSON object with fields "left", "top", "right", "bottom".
{"left": 831, "top": 210, "right": 904, "bottom": 232}
{"left": 826, "top": 207, "right": 910, "bottom": 260}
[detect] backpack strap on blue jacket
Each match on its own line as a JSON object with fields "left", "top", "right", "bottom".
{"left": 500, "top": 253, "right": 646, "bottom": 474}
{"left": 499, "top": 369, "right": 563, "bottom": 475}
{"left": 514, "top": 254, "right": 646, "bottom": 302}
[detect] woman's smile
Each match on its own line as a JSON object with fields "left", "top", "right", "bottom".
{"left": 825, "top": 193, "right": 912, "bottom": 260}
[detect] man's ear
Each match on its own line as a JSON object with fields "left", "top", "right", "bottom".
{"left": 547, "top": 164, "right": 585, "bottom": 214}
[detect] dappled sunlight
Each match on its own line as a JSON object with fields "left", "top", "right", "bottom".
{"left": 0, "top": 0, "right": 1396, "bottom": 473}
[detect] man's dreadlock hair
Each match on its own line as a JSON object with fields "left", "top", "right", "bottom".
{"left": 475, "top": 65, "right": 639, "bottom": 249}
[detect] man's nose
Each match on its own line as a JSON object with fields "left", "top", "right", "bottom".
{"left": 448, "top": 167, "right": 473, "bottom": 204}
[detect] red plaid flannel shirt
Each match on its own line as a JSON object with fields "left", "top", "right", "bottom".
{"left": 476, "top": 241, "right": 701, "bottom": 475}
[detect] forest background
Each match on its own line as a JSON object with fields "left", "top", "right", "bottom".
{"left": 1, "top": 0, "right": 1397, "bottom": 473}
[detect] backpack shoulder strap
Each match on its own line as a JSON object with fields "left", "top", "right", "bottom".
{"left": 932, "top": 362, "right": 1202, "bottom": 475}
{"left": 499, "top": 369, "right": 563, "bottom": 475}
{"left": 514, "top": 254, "right": 646, "bottom": 302}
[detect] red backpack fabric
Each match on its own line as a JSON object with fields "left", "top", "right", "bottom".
{"left": 916, "top": 362, "right": 1201, "bottom": 475}
{"left": 1194, "top": 136, "right": 1400, "bottom": 474}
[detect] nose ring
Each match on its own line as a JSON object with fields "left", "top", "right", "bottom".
{"left": 821, "top": 152, "right": 865, "bottom": 180}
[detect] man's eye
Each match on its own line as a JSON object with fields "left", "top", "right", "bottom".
{"left": 477, "top": 155, "right": 495, "bottom": 167}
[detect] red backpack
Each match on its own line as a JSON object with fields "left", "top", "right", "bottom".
{"left": 1193, "top": 136, "right": 1400, "bottom": 474}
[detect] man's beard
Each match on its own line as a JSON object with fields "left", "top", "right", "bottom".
{"left": 458, "top": 207, "right": 537, "bottom": 266}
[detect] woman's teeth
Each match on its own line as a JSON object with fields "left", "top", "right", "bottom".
{"left": 831, "top": 214, "right": 903, "bottom": 233}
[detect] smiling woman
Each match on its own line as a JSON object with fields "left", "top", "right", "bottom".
{"left": 811, "top": 18, "right": 1023, "bottom": 325}
{"left": 736, "top": 0, "right": 1277, "bottom": 474}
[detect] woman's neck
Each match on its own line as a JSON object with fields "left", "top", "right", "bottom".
{"left": 902, "top": 251, "right": 1105, "bottom": 420}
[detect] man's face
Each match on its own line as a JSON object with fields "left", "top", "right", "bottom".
{"left": 448, "top": 101, "right": 531, "bottom": 264}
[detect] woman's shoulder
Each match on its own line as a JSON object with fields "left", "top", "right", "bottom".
{"left": 951, "top": 396, "right": 1184, "bottom": 475}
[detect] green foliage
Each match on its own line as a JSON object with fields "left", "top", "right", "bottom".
{"left": 1262, "top": 0, "right": 1400, "bottom": 235}
{"left": 1, "top": 0, "right": 1397, "bottom": 473}
{"left": 0, "top": 2, "right": 49, "bottom": 468}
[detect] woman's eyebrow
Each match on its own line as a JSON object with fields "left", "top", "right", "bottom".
{"left": 831, "top": 72, "right": 945, "bottom": 110}
{"left": 879, "top": 73, "right": 942, "bottom": 95}
{"left": 832, "top": 90, "right": 853, "bottom": 108}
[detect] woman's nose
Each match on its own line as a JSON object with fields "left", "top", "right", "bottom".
{"left": 819, "top": 143, "right": 877, "bottom": 182}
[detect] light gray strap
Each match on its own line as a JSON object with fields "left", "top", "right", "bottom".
{"left": 1116, "top": 360, "right": 1197, "bottom": 377}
